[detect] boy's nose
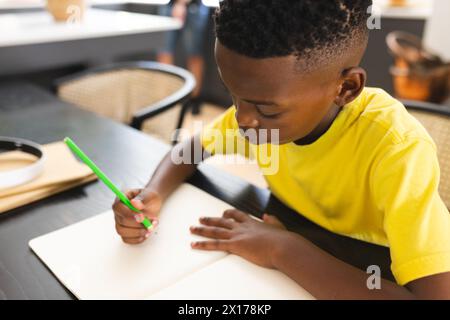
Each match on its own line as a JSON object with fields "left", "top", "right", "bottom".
{"left": 235, "top": 105, "right": 259, "bottom": 129}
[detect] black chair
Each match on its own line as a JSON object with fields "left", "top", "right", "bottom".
{"left": 402, "top": 99, "right": 450, "bottom": 208}
{"left": 54, "top": 61, "right": 196, "bottom": 144}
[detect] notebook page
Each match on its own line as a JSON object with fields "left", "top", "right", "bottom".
{"left": 29, "top": 183, "right": 232, "bottom": 299}
{"left": 147, "top": 254, "right": 314, "bottom": 300}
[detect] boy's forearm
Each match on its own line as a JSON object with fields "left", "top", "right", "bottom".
{"left": 145, "top": 135, "right": 207, "bottom": 201}
{"left": 272, "top": 232, "right": 416, "bottom": 299}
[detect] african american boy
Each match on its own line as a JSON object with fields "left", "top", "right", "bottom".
{"left": 112, "top": 0, "right": 450, "bottom": 299}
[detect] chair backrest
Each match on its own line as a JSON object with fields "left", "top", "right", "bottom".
{"left": 56, "top": 62, "right": 195, "bottom": 142}
{"left": 404, "top": 101, "right": 450, "bottom": 208}
{"left": 57, "top": 68, "right": 184, "bottom": 123}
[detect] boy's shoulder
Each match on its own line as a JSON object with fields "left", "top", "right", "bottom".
{"left": 351, "top": 87, "right": 435, "bottom": 149}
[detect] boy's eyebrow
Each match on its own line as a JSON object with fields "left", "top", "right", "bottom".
{"left": 218, "top": 74, "right": 278, "bottom": 106}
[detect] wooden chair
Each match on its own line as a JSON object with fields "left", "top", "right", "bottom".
{"left": 54, "top": 61, "right": 196, "bottom": 144}
{"left": 403, "top": 99, "right": 450, "bottom": 208}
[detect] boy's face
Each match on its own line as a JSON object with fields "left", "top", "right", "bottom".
{"left": 215, "top": 40, "right": 358, "bottom": 145}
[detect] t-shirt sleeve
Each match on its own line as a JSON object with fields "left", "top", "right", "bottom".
{"left": 200, "top": 106, "right": 252, "bottom": 158}
{"left": 371, "top": 138, "right": 450, "bottom": 285}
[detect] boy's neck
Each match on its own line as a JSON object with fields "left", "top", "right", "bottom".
{"left": 294, "top": 104, "right": 342, "bottom": 146}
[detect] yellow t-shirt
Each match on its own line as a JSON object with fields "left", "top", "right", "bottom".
{"left": 200, "top": 87, "right": 450, "bottom": 285}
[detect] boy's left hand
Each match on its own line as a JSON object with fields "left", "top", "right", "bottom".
{"left": 190, "top": 209, "right": 289, "bottom": 269}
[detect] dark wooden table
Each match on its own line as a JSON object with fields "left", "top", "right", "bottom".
{"left": 0, "top": 82, "right": 393, "bottom": 299}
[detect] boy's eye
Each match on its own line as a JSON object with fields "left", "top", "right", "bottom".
{"left": 260, "top": 113, "right": 281, "bottom": 119}
{"left": 255, "top": 105, "right": 281, "bottom": 119}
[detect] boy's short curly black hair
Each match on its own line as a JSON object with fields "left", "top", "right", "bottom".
{"left": 214, "top": 0, "right": 372, "bottom": 68}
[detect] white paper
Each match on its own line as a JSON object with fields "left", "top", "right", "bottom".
{"left": 29, "top": 184, "right": 230, "bottom": 299}
{"left": 148, "top": 254, "right": 314, "bottom": 300}
{"left": 29, "top": 183, "right": 313, "bottom": 300}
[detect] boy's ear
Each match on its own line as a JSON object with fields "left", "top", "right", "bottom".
{"left": 334, "top": 67, "right": 366, "bottom": 107}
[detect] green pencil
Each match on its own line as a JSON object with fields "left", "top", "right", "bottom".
{"left": 64, "top": 137, "right": 152, "bottom": 229}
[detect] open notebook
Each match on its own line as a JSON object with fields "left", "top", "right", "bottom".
{"left": 29, "top": 183, "right": 313, "bottom": 300}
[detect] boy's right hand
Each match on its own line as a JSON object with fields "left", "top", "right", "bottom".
{"left": 112, "top": 188, "right": 161, "bottom": 245}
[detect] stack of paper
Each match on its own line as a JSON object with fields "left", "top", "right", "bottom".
{"left": 0, "top": 141, "right": 96, "bottom": 213}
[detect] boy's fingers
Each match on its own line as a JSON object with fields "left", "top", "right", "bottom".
{"left": 190, "top": 225, "right": 231, "bottom": 240}
{"left": 222, "top": 209, "right": 250, "bottom": 222}
{"left": 113, "top": 189, "right": 152, "bottom": 222}
{"left": 122, "top": 237, "right": 146, "bottom": 245}
{"left": 113, "top": 201, "right": 142, "bottom": 225}
{"left": 113, "top": 189, "right": 139, "bottom": 219}
{"left": 115, "top": 215, "right": 142, "bottom": 228}
{"left": 112, "top": 199, "right": 131, "bottom": 219}
{"left": 190, "top": 239, "right": 230, "bottom": 251}
{"left": 115, "top": 223, "right": 147, "bottom": 238}
{"left": 149, "top": 217, "right": 159, "bottom": 229}
{"left": 198, "top": 216, "right": 235, "bottom": 229}
{"left": 130, "top": 198, "right": 145, "bottom": 211}
{"left": 124, "top": 189, "right": 142, "bottom": 200}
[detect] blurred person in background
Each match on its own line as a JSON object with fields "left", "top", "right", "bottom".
{"left": 158, "top": 0, "right": 211, "bottom": 114}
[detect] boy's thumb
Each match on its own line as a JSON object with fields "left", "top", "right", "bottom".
{"left": 131, "top": 194, "right": 146, "bottom": 211}
{"left": 131, "top": 191, "right": 161, "bottom": 214}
